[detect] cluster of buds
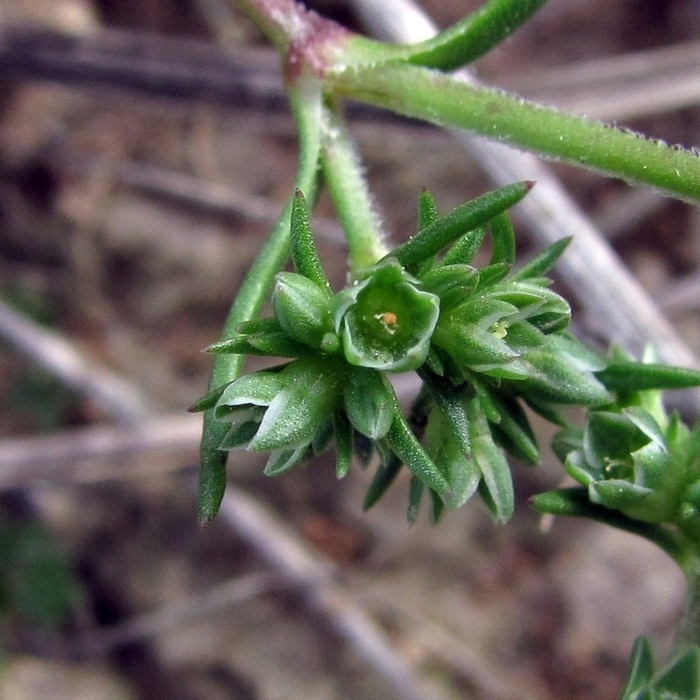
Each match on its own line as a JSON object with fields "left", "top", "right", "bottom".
{"left": 194, "top": 184, "right": 700, "bottom": 523}
{"left": 538, "top": 348, "right": 700, "bottom": 542}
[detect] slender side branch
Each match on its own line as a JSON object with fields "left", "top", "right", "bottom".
{"left": 197, "top": 80, "right": 325, "bottom": 524}
{"left": 331, "top": 62, "right": 700, "bottom": 202}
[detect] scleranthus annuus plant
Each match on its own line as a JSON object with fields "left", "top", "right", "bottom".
{"left": 196, "top": 0, "right": 700, "bottom": 695}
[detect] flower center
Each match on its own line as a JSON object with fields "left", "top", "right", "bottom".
{"left": 375, "top": 311, "right": 399, "bottom": 334}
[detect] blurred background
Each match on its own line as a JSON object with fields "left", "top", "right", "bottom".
{"left": 1, "top": 0, "right": 700, "bottom": 698}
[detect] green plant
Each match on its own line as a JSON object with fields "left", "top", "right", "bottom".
{"left": 193, "top": 1, "right": 700, "bottom": 696}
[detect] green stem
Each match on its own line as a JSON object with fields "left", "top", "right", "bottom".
{"left": 676, "top": 556, "right": 700, "bottom": 649}
{"left": 330, "top": 62, "right": 700, "bottom": 202}
{"left": 197, "top": 80, "right": 324, "bottom": 524}
{"left": 321, "top": 102, "right": 389, "bottom": 273}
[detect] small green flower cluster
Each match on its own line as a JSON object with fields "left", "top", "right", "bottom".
{"left": 536, "top": 347, "right": 700, "bottom": 542}
{"left": 194, "top": 184, "right": 699, "bottom": 523}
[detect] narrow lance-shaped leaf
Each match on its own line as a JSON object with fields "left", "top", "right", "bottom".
{"left": 530, "top": 487, "right": 686, "bottom": 563}
{"left": 390, "top": 182, "right": 534, "bottom": 273}
{"left": 424, "top": 408, "right": 481, "bottom": 509}
{"left": 347, "top": 0, "right": 549, "bottom": 72}
{"left": 364, "top": 452, "right": 403, "bottom": 511}
{"left": 407, "top": 475, "right": 426, "bottom": 524}
{"left": 333, "top": 409, "right": 353, "bottom": 479}
{"left": 414, "top": 188, "right": 440, "bottom": 275}
{"left": 344, "top": 367, "right": 395, "bottom": 439}
{"left": 418, "top": 187, "right": 438, "bottom": 230}
{"left": 489, "top": 212, "right": 516, "bottom": 266}
{"left": 249, "top": 359, "right": 344, "bottom": 452}
{"left": 418, "top": 368, "right": 472, "bottom": 458}
{"left": 290, "top": 189, "right": 332, "bottom": 295}
{"left": 440, "top": 226, "right": 487, "bottom": 266}
{"left": 595, "top": 362, "right": 700, "bottom": 393}
{"left": 511, "top": 237, "right": 572, "bottom": 281}
{"left": 466, "top": 397, "right": 514, "bottom": 522}
{"left": 206, "top": 332, "right": 308, "bottom": 358}
{"left": 619, "top": 637, "right": 655, "bottom": 700}
{"left": 386, "top": 397, "right": 451, "bottom": 497}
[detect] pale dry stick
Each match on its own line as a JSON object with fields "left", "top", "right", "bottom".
{"left": 591, "top": 188, "right": 668, "bottom": 241}
{"left": 218, "top": 488, "right": 452, "bottom": 700}
{"left": 659, "top": 271, "right": 700, "bottom": 315}
{"left": 498, "top": 39, "right": 700, "bottom": 122}
{"left": 0, "top": 376, "right": 424, "bottom": 490}
{"left": 86, "top": 571, "right": 282, "bottom": 653}
{"left": 358, "top": 588, "right": 539, "bottom": 700}
{"left": 115, "top": 160, "right": 346, "bottom": 245}
{"left": 350, "top": 0, "right": 700, "bottom": 369}
{"left": 0, "top": 299, "right": 152, "bottom": 424}
{"left": 0, "top": 413, "right": 202, "bottom": 489}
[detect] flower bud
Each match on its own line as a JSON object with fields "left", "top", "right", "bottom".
{"left": 272, "top": 272, "right": 335, "bottom": 351}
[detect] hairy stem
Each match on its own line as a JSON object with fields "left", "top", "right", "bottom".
{"left": 321, "top": 103, "right": 389, "bottom": 273}
{"left": 331, "top": 62, "right": 700, "bottom": 202}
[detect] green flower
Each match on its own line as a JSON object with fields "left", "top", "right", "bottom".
{"left": 334, "top": 258, "right": 440, "bottom": 372}
{"left": 554, "top": 406, "right": 700, "bottom": 534}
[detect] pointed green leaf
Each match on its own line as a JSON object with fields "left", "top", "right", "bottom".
{"left": 215, "top": 371, "right": 284, "bottom": 416}
{"left": 619, "top": 637, "right": 655, "bottom": 700}
{"left": 189, "top": 383, "right": 230, "bottom": 413}
{"left": 489, "top": 212, "right": 516, "bottom": 266}
{"left": 290, "top": 189, "right": 332, "bottom": 295}
{"left": 489, "top": 394, "right": 539, "bottom": 464}
{"left": 350, "top": 0, "right": 548, "bottom": 72}
{"left": 424, "top": 408, "right": 481, "bottom": 509}
{"left": 418, "top": 188, "right": 438, "bottom": 230}
{"left": 591, "top": 480, "right": 653, "bottom": 511}
{"left": 407, "top": 475, "right": 425, "bottom": 523}
{"left": 430, "top": 489, "right": 446, "bottom": 524}
{"left": 220, "top": 416, "right": 263, "bottom": 450}
{"left": 391, "top": 182, "right": 533, "bottom": 273}
{"left": 334, "top": 409, "right": 353, "bottom": 479}
{"left": 420, "top": 264, "right": 479, "bottom": 300}
{"left": 652, "top": 646, "right": 700, "bottom": 699}
{"left": 364, "top": 452, "right": 403, "bottom": 510}
{"left": 207, "top": 330, "right": 308, "bottom": 358}
{"left": 249, "top": 358, "right": 344, "bottom": 451}
{"left": 596, "top": 362, "right": 700, "bottom": 393}
{"left": 387, "top": 403, "right": 451, "bottom": 497}
{"left": 264, "top": 446, "right": 308, "bottom": 476}
{"left": 197, "top": 422, "right": 228, "bottom": 526}
{"left": 521, "top": 348, "right": 611, "bottom": 406}
{"left": 475, "top": 262, "right": 511, "bottom": 289}
{"left": 512, "top": 238, "right": 572, "bottom": 281}
{"left": 467, "top": 398, "right": 513, "bottom": 522}
{"left": 440, "top": 226, "right": 487, "bottom": 266}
